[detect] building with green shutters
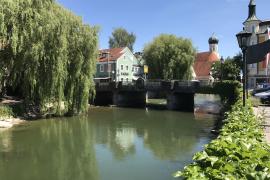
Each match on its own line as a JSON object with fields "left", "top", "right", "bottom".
{"left": 95, "top": 47, "right": 143, "bottom": 82}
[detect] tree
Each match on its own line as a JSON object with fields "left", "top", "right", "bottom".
{"left": 109, "top": 28, "right": 136, "bottom": 51}
{"left": 143, "top": 34, "right": 196, "bottom": 80}
{"left": 0, "top": 0, "right": 98, "bottom": 116}
{"left": 211, "top": 56, "right": 241, "bottom": 81}
{"left": 232, "top": 52, "right": 243, "bottom": 71}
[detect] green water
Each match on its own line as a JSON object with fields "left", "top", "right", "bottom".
{"left": 0, "top": 107, "right": 216, "bottom": 180}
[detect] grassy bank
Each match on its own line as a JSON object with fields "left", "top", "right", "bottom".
{"left": 175, "top": 99, "right": 270, "bottom": 179}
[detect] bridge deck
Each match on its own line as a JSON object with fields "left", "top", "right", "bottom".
{"left": 95, "top": 80, "right": 203, "bottom": 93}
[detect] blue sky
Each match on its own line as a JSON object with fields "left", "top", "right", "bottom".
{"left": 56, "top": 0, "right": 270, "bottom": 57}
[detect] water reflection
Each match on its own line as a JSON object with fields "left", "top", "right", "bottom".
{"left": 0, "top": 107, "right": 215, "bottom": 180}
{"left": 0, "top": 116, "right": 99, "bottom": 180}
{"left": 89, "top": 108, "right": 205, "bottom": 161}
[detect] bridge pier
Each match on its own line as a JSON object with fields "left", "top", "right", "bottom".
{"left": 94, "top": 91, "right": 114, "bottom": 106}
{"left": 113, "top": 91, "right": 146, "bottom": 108}
{"left": 167, "top": 92, "right": 194, "bottom": 112}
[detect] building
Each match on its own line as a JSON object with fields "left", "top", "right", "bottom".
{"left": 95, "top": 47, "right": 141, "bottom": 82}
{"left": 243, "top": 0, "right": 270, "bottom": 88}
{"left": 134, "top": 52, "right": 146, "bottom": 78}
{"left": 193, "top": 34, "right": 220, "bottom": 84}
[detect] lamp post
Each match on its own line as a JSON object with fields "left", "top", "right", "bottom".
{"left": 236, "top": 29, "right": 252, "bottom": 106}
{"left": 220, "top": 56, "right": 224, "bottom": 82}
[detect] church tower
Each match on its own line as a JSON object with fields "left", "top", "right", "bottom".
{"left": 244, "top": 0, "right": 261, "bottom": 45}
{"left": 208, "top": 34, "right": 219, "bottom": 53}
{"left": 246, "top": 0, "right": 258, "bottom": 23}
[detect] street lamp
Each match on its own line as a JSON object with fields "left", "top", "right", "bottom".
{"left": 220, "top": 56, "right": 224, "bottom": 82}
{"left": 236, "top": 28, "right": 252, "bottom": 106}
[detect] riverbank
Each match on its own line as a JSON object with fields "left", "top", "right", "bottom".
{"left": 0, "top": 117, "right": 26, "bottom": 129}
{"left": 253, "top": 106, "right": 270, "bottom": 143}
{"left": 176, "top": 100, "right": 270, "bottom": 179}
{"left": 0, "top": 97, "right": 26, "bottom": 129}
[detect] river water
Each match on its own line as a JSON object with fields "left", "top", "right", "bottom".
{"left": 0, "top": 95, "right": 218, "bottom": 180}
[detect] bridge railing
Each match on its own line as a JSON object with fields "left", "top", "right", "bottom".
{"left": 95, "top": 80, "right": 146, "bottom": 91}
{"left": 95, "top": 79, "right": 210, "bottom": 92}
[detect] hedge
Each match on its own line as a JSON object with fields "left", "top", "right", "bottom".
{"left": 175, "top": 99, "right": 270, "bottom": 179}
{"left": 198, "top": 80, "right": 241, "bottom": 109}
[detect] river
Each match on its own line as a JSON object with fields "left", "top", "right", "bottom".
{"left": 0, "top": 95, "right": 219, "bottom": 180}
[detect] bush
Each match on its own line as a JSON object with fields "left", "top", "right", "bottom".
{"left": 174, "top": 99, "right": 270, "bottom": 179}
{"left": 198, "top": 81, "right": 241, "bottom": 109}
{"left": 0, "top": 105, "right": 13, "bottom": 118}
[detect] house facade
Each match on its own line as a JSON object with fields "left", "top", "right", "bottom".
{"left": 95, "top": 47, "right": 141, "bottom": 82}
{"left": 193, "top": 34, "right": 220, "bottom": 84}
{"left": 243, "top": 0, "right": 270, "bottom": 88}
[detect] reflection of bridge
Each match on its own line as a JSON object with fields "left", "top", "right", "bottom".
{"left": 94, "top": 80, "right": 212, "bottom": 112}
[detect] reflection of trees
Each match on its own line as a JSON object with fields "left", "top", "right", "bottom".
{"left": 136, "top": 110, "right": 200, "bottom": 160}
{"left": 88, "top": 108, "right": 209, "bottom": 161}
{"left": 0, "top": 116, "right": 99, "bottom": 180}
{"left": 0, "top": 130, "right": 13, "bottom": 152}
{"left": 88, "top": 108, "right": 136, "bottom": 160}
{"left": 0, "top": 107, "right": 214, "bottom": 180}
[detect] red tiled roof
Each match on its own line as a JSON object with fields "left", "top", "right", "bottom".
{"left": 98, "top": 47, "right": 125, "bottom": 62}
{"left": 193, "top": 52, "right": 219, "bottom": 77}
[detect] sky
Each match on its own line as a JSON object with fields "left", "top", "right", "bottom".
{"left": 56, "top": 0, "right": 270, "bottom": 58}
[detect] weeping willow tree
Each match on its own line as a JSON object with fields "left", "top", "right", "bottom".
{"left": 0, "top": 0, "right": 98, "bottom": 116}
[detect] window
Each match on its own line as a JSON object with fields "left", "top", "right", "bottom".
{"left": 126, "top": 66, "right": 128, "bottom": 70}
{"left": 121, "top": 78, "right": 123, "bottom": 82}
{"left": 132, "top": 67, "right": 134, "bottom": 72}
{"left": 126, "top": 78, "right": 128, "bottom": 82}
{"left": 121, "top": 65, "right": 123, "bottom": 70}
{"left": 100, "top": 64, "right": 104, "bottom": 72}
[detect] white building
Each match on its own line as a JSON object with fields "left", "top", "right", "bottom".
{"left": 243, "top": 0, "right": 270, "bottom": 88}
{"left": 95, "top": 47, "right": 141, "bottom": 82}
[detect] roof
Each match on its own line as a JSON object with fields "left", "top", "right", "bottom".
{"left": 259, "top": 20, "right": 270, "bottom": 26}
{"left": 98, "top": 47, "right": 125, "bottom": 62}
{"left": 208, "top": 34, "right": 219, "bottom": 44}
{"left": 245, "top": 15, "right": 260, "bottom": 23}
{"left": 244, "top": 0, "right": 261, "bottom": 23}
{"left": 249, "top": 0, "right": 255, "bottom": 6}
{"left": 193, "top": 52, "right": 219, "bottom": 77}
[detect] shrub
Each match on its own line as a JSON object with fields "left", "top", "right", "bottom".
{"left": 175, "top": 100, "right": 270, "bottom": 179}
{"left": 198, "top": 81, "right": 241, "bottom": 109}
{"left": 0, "top": 105, "right": 13, "bottom": 118}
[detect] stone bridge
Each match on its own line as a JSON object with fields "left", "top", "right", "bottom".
{"left": 94, "top": 79, "right": 208, "bottom": 112}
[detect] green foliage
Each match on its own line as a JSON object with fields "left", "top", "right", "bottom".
{"left": 211, "top": 56, "right": 241, "bottom": 81}
{"left": 143, "top": 34, "right": 196, "bottom": 80}
{"left": 0, "top": 105, "right": 13, "bottom": 118}
{"left": 175, "top": 99, "right": 270, "bottom": 179}
{"left": 198, "top": 81, "right": 241, "bottom": 108}
{"left": 109, "top": 28, "right": 136, "bottom": 52}
{"left": 0, "top": 0, "right": 98, "bottom": 116}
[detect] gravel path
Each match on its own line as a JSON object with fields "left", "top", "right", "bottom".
{"left": 253, "top": 106, "right": 270, "bottom": 143}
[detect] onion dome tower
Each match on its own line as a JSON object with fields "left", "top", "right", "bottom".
{"left": 208, "top": 34, "right": 219, "bottom": 53}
